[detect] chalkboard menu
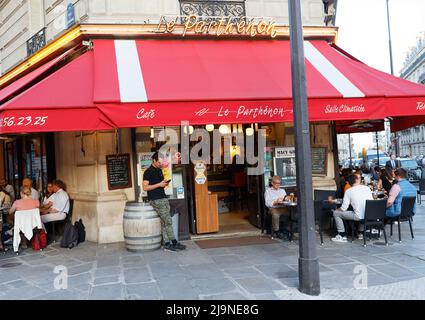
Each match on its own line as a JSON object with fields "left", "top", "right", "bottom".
{"left": 311, "top": 147, "right": 327, "bottom": 175}
{"left": 106, "top": 154, "right": 132, "bottom": 190}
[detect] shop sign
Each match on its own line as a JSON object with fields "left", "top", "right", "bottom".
{"left": 155, "top": 15, "right": 277, "bottom": 38}
{"left": 66, "top": 3, "right": 75, "bottom": 29}
{"left": 194, "top": 161, "right": 207, "bottom": 184}
{"left": 275, "top": 147, "right": 295, "bottom": 159}
{"left": 273, "top": 147, "right": 296, "bottom": 187}
{"left": 177, "top": 187, "right": 185, "bottom": 199}
{"left": 195, "top": 176, "right": 207, "bottom": 184}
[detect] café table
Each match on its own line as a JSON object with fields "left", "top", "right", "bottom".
{"left": 279, "top": 201, "right": 298, "bottom": 241}
{"left": 13, "top": 208, "right": 43, "bottom": 253}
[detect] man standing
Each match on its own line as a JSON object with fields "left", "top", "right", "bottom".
{"left": 386, "top": 168, "right": 417, "bottom": 217}
{"left": 143, "top": 152, "right": 186, "bottom": 251}
{"left": 264, "top": 175, "right": 291, "bottom": 240}
{"left": 385, "top": 154, "right": 401, "bottom": 171}
{"left": 332, "top": 174, "right": 373, "bottom": 242}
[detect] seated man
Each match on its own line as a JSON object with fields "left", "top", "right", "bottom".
{"left": 332, "top": 174, "right": 373, "bottom": 243}
{"left": 40, "top": 180, "right": 69, "bottom": 224}
{"left": 21, "top": 178, "right": 39, "bottom": 201}
{"left": 386, "top": 168, "right": 416, "bottom": 218}
{"left": 0, "top": 179, "right": 15, "bottom": 203}
{"left": 264, "top": 176, "right": 291, "bottom": 239}
{"left": 0, "top": 187, "right": 12, "bottom": 208}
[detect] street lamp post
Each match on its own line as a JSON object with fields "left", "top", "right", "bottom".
{"left": 386, "top": 0, "right": 399, "bottom": 156}
{"left": 288, "top": 0, "right": 320, "bottom": 295}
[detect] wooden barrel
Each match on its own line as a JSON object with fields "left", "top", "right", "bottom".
{"left": 123, "top": 202, "right": 162, "bottom": 252}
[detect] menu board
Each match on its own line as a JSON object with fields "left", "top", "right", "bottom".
{"left": 311, "top": 147, "right": 327, "bottom": 175}
{"left": 106, "top": 153, "right": 132, "bottom": 190}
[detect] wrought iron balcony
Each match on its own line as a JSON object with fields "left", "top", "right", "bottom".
{"left": 179, "top": 0, "right": 246, "bottom": 21}
{"left": 27, "top": 28, "right": 46, "bottom": 57}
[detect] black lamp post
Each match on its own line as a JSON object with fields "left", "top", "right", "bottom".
{"left": 288, "top": 0, "right": 321, "bottom": 295}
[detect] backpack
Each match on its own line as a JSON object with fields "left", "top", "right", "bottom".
{"left": 60, "top": 222, "right": 79, "bottom": 249}
{"left": 74, "top": 219, "right": 86, "bottom": 244}
{"left": 32, "top": 229, "right": 47, "bottom": 251}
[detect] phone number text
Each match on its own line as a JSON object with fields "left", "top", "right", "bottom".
{"left": 0, "top": 116, "right": 48, "bottom": 128}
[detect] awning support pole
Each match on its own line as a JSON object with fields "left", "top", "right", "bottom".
{"left": 348, "top": 133, "right": 352, "bottom": 169}
{"left": 376, "top": 131, "right": 380, "bottom": 167}
{"left": 288, "top": 0, "right": 320, "bottom": 296}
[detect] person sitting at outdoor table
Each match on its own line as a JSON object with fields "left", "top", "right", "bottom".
{"left": 371, "top": 166, "right": 380, "bottom": 181}
{"left": 331, "top": 174, "right": 373, "bottom": 243}
{"left": 40, "top": 179, "right": 69, "bottom": 223}
{"left": 41, "top": 182, "right": 54, "bottom": 206}
{"left": 0, "top": 187, "right": 12, "bottom": 208}
{"left": 385, "top": 168, "right": 416, "bottom": 218}
{"left": 264, "top": 175, "right": 292, "bottom": 240}
{"left": 8, "top": 187, "right": 40, "bottom": 249}
{"left": 0, "top": 179, "right": 15, "bottom": 203}
{"left": 21, "top": 178, "right": 39, "bottom": 201}
{"left": 378, "top": 167, "right": 394, "bottom": 194}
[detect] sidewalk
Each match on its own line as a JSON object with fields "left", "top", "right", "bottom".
{"left": 1, "top": 207, "right": 425, "bottom": 300}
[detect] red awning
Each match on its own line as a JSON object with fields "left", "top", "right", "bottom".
{"left": 93, "top": 39, "right": 425, "bottom": 128}
{"left": 1, "top": 38, "right": 425, "bottom": 133}
{"left": 0, "top": 51, "right": 114, "bottom": 133}
{"left": 0, "top": 48, "right": 75, "bottom": 104}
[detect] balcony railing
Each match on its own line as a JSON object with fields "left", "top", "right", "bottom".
{"left": 179, "top": 0, "right": 246, "bottom": 21}
{"left": 27, "top": 28, "right": 46, "bottom": 57}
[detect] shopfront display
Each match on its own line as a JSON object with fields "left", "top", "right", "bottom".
{"left": 1, "top": 21, "right": 425, "bottom": 243}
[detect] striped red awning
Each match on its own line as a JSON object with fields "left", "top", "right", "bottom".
{"left": 1, "top": 38, "right": 425, "bottom": 133}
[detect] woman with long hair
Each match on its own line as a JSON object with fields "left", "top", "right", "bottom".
{"left": 378, "top": 167, "right": 395, "bottom": 194}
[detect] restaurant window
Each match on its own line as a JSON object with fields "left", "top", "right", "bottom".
{"left": 4, "top": 134, "right": 56, "bottom": 200}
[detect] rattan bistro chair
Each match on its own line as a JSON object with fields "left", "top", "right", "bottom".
{"left": 387, "top": 196, "right": 415, "bottom": 243}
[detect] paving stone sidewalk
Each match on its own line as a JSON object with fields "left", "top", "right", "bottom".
{"left": 1, "top": 207, "right": 425, "bottom": 300}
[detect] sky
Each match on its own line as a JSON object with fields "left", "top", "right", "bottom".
{"left": 335, "top": 0, "right": 425, "bottom": 155}
{"left": 335, "top": 0, "right": 425, "bottom": 75}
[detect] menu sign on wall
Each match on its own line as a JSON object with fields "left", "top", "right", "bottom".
{"left": 311, "top": 147, "right": 328, "bottom": 175}
{"left": 106, "top": 154, "right": 132, "bottom": 190}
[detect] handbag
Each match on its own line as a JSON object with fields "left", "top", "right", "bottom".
{"left": 32, "top": 228, "right": 47, "bottom": 251}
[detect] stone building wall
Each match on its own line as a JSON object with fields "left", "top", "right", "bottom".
{"left": 1, "top": 0, "right": 329, "bottom": 75}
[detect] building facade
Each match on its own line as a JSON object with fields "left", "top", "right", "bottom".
{"left": 396, "top": 31, "right": 425, "bottom": 157}
{"left": 1, "top": 0, "right": 337, "bottom": 75}
{"left": 1, "top": 0, "right": 339, "bottom": 244}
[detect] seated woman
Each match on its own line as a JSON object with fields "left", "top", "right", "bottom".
{"left": 40, "top": 179, "right": 69, "bottom": 224}
{"left": 8, "top": 187, "right": 40, "bottom": 248}
{"left": 40, "top": 182, "right": 54, "bottom": 211}
{"left": 378, "top": 167, "right": 394, "bottom": 194}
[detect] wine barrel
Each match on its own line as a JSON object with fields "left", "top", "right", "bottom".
{"left": 123, "top": 202, "right": 162, "bottom": 252}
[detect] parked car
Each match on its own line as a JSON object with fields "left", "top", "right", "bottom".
{"left": 415, "top": 155, "right": 425, "bottom": 167}
{"left": 371, "top": 157, "right": 390, "bottom": 168}
{"left": 399, "top": 158, "right": 422, "bottom": 182}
